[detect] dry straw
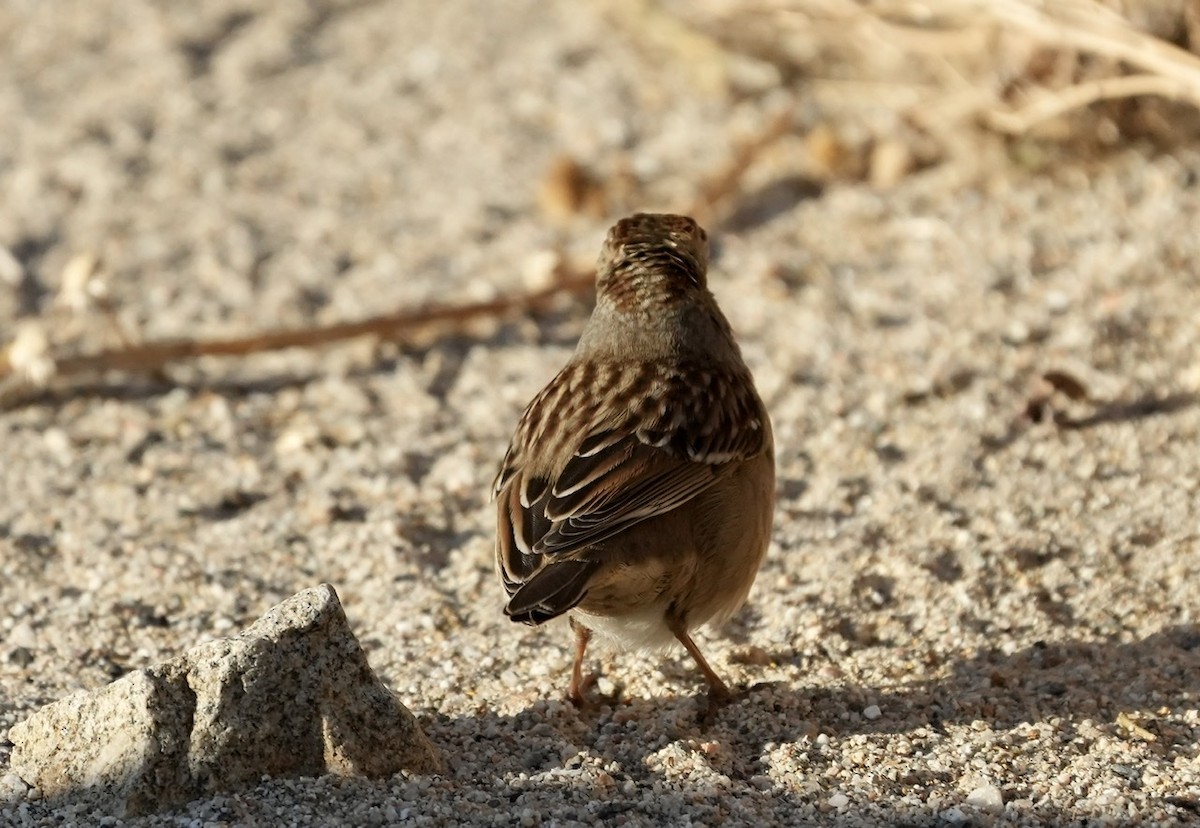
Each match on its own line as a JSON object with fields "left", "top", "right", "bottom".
{"left": 667, "top": 0, "right": 1200, "bottom": 133}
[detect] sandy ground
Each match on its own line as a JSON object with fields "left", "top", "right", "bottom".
{"left": 2, "top": 1, "right": 1199, "bottom": 825}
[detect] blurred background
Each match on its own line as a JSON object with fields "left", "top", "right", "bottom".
{"left": 3, "top": 0, "right": 1200, "bottom": 361}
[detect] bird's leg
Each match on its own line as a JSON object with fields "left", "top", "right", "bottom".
{"left": 566, "top": 618, "right": 596, "bottom": 707}
{"left": 667, "top": 614, "right": 733, "bottom": 702}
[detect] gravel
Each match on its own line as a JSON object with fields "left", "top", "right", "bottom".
{"left": 2, "top": 0, "right": 1199, "bottom": 826}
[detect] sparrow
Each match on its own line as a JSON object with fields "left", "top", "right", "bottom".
{"left": 493, "top": 212, "right": 775, "bottom": 705}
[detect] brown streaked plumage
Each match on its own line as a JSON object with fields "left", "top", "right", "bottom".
{"left": 493, "top": 213, "right": 775, "bottom": 705}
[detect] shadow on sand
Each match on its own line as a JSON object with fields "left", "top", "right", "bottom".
{"left": 418, "top": 624, "right": 1200, "bottom": 825}
{"left": 8, "top": 628, "right": 1195, "bottom": 824}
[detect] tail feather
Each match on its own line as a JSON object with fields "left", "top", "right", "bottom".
{"left": 505, "top": 559, "right": 600, "bottom": 625}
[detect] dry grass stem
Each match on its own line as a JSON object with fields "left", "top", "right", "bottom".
{"left": 0, "top": 265, "right": 595, "bottom": 400}
{"left": 985, "top": 72, "right": 1200, "bottom": 132}
{"left": 689, "top": 0, "right": 1200, "bottom": 136}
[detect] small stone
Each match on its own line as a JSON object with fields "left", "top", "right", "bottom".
{"left": 940, "top": 806, "right": 967, "bottom": 823}
{"left": 41, "top": 428, "right": 74, "bottom": 463}
{"left": 1002, "top": 320, "right": 1030, "bottom": 345}
{"left": 863, "top": 704, "right": 881, "bottom": 720}
{"left": 7, "top": 322, "right": 55, "bottom": 386}
{"left": 966, "top": 783, "right": 1004, "bottom": 811}
{"left": 7, "top": 646, "right": 34, "bottom": 667}
{"left": 0, "top": 244, "right": 23, "bottom": 285}
{"left": 0, "top": 770, "right": 30, "bottom": 800}
{"left": 275, "top": 420, "right": 320, "bottom": 455}
{"left": 9, "top": 584, "right": 441, "bottom": 816}
{"left": 828, "top": 793, "right": 849, "bottom": 808}
{"left": 7, "top": 621, "right": 36, "bottom": 649}
{"left": 595, "top": 676, "right": 617, "bottom": 698}
{"left": 522, "top": 249, "right": 563, "bottom": 291}
{"left": 57, "top": 252, "right": 104, "bottom": 312}
{"left": 869, "top": 140, "right": 912, "bottom": 188}
{"left": 1045, "top": 290, "right": 1069, "bottom": 313}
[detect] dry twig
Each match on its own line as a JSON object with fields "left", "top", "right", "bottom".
{"left": 0, "top": 265, "right": 594, "bottom": 402}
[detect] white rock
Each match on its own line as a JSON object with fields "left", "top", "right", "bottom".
{"left": 862, "top": 704, "right": 881, "bottom": 720}
{"left": 828, "top": 793, "right": 849, "bottom": 808}
{"left": 0, "top": 770, "right": 30, "bottom": 800}
{"left": 7, "top": 621, "right": 36, "bottom": 649}
{"left": 0, "top": 244, "right": 23, "bottom": 285}
{"left": 966, "top": 783, "right": 1005, "bottom": 811}
{"left": 940, "top": 806, "right": 967, "bottom": 823}
{"left": 9, "top": 584, "right": 441, "bottom": 816}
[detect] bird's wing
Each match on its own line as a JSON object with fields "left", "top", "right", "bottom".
{"left": 495, "top": 361, "right": 767, "bottom": 620}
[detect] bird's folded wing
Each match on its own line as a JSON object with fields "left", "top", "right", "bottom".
{"left": 495, "top": 433, "right": 726, "bottom": 609}
{"left": 534, "top": 436, "right": 722, "bottom": 555}
{"left": 495, "top": 364, "right": 767, "bottom": 594}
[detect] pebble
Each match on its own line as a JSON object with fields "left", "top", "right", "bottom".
{"left": 967, "top": 783, "right": 1005, "bottom": 811}
{"left": 940, "top": 807, "right": 968, "bottom": 823}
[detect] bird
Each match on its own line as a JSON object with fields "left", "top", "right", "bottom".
{"left": 493, "top": 212, "right": 775, "bottom": 706}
